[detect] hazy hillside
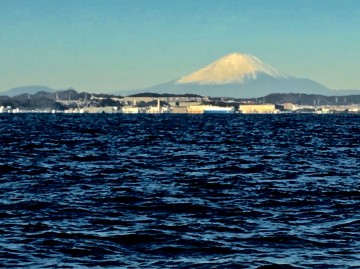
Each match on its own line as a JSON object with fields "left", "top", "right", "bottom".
{"left": 0, "top": 86, "right": 57, "bottom": 97}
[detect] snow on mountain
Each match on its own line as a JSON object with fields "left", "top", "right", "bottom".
{"left": 117, "top": 52, "right": 359, "bottom": 98}
{"left": 177, "top": 53, "right": 287, "bottom": 85}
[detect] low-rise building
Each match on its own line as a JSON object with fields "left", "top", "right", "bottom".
{"left": 121, "top": 106, "right": 140, "bottom": 114}
{"left": 283, "top": 103, "right": 296, "bottom": 111}
{"left": 124, "top": 97, "right": 167, "bottom": 106}
{"left": 84, "top": 106, "right": 118, "bottom": 113}
{"left": 348, "top": 107, "right": 359, "bottom": 113}
{"left": 187, "top": 105, "right": 212, "bottom": 114}
{"left": 239, "top": 104, "right": 277, "bottom": 114}
{"left": 203, "top": 106, "right": 235, "bottom": 114}
{"left": 172, "top": 106, "right": 188, "bottom": 114}
{"left": 168, "top": 101, "right": 202, "bottom": 107}
{"left": 315, "top": 107, "right": 331, "bottom": 114}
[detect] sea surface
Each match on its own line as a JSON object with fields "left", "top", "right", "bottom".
{"left": 0, "top": 114, "right": 359, "bottom": 268}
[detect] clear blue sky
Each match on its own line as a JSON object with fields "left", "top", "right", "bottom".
{"left": 1, "top": 0, "right": 359, "bottom": 92}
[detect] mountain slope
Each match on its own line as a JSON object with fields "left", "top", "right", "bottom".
{"left": 177, "top": 53, "right": 286, "bottom": 84}
{"left": 127, "top": 76, "right": 329, "bottom": 98}
{"left": 1, "top": 86, "right": 57, "bottom": 97}
{"left": 123, "top": 53, "right": 341, "bottom": 98}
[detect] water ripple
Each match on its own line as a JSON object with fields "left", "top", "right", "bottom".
{"left": 0, "top": 114, "right": 359, "bottom": 268}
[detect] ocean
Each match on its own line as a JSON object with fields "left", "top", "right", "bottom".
{"left": 0, "top": 114, "right": 359, "bottom": 268}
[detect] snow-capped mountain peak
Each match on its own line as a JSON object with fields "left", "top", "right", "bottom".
{"left": 177, "top": 53, "right": 286, "bottom": 85}
{"left": 124, "top": 52, "right": 333, "bottom": 98}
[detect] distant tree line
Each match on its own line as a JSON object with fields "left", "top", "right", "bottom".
{"left": 259, "top": 93, "right": 360, "bottom": 105}
{"left": 0, "top": 89, "right": 124, "bottom": 110}
{"left": 0, "top": 94, "right": 64, "bottom": 110}
{"left": 1, "top": 89, "right": 360, "bottom": 110}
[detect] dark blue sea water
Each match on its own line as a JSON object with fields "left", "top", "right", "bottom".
{"left": 0, "top": 114, "right": 359, "bottom": 268}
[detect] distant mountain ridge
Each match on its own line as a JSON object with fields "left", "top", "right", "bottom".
{"left": 122, "top": 53, "right": 360, "bottom": 98}
{"left": 0, "top": 86, "right": 57, "bottom": 97}
{"left": 2, "top": 53, "right": 360, "bottom": 98}
{"left": 0, "top": 89, "right": 122, "bottom": 110}
{"left": 1, "top": 88, "right": 359, "bottom": 110}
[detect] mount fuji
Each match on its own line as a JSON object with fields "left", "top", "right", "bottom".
{"left": 177, "top": 53, "right": 286, "bottom": 85}
{"left": 124, "top": 53, "right": 358, "bottom": 98}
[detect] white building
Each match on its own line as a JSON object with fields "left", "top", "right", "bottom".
{"left": 121, "top": 107, "right": 140, "bottom": 114}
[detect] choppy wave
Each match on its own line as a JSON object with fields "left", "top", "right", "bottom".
{"left": 0, "top": 114, "right": 359, "bottom": 268}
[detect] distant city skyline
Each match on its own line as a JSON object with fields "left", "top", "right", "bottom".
{"left": 1, "top": 0, "right": 360, "bottom": 93}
